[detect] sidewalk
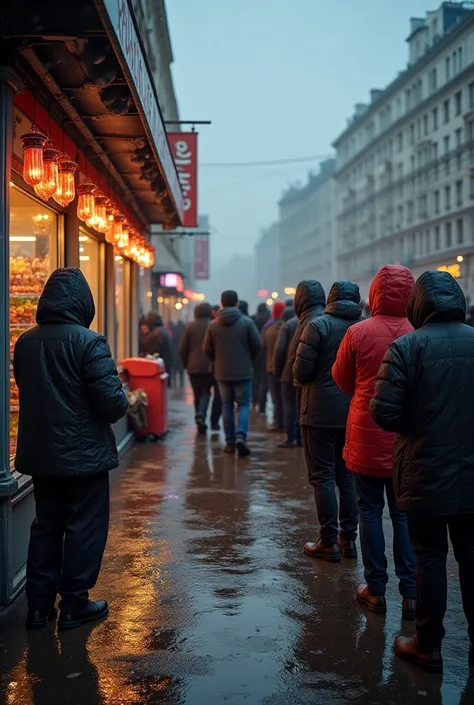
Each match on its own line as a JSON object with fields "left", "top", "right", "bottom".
{"left": 0, "top": 389, "right": 473, "bottom": 705}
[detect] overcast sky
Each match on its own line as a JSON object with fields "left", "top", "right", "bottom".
{"left": 166, "top": 0, "right": 434, "bottom": 277}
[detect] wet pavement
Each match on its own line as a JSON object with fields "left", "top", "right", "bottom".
{"left": 1, "top": 389, "right": 473, "bottom": 705}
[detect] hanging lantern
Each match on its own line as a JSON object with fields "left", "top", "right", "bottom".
{"left": 113, "top": 214, "right": 124, "bottom": 244}
{"left": 104, "top": 201, "right": 116, "bottom": 244}
{"left": 53, "top": 155, "right": 77, "bottom": 207}
{"left": 20, "top": 125, "right": 47, "bottom": 186}
{"left": 117, "top": 219, "right": 130, "bottom": 250}
{"left": 87, "top": 191, "right": 107, "bottom": 232}
{"left": 33, "top": 141, "right": 60, "bottom": 201}
{"left": 77, "top": 178, "right": 96, "bottom": 222}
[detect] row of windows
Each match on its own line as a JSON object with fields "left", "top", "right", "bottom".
{"left": 340, "top": 47, "right": 468, "bottom": 164}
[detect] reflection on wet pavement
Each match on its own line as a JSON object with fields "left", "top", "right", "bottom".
{"left": 1, "top": 390, "right": 473, "bottom": 704}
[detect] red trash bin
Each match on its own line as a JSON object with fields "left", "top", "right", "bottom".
{"left": 122, "top": 357, "right": 168, "bottom": 437}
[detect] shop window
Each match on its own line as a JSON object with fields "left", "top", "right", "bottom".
{"left": 9, "top": 184, "right": 58, "bottom": 459}
{"left": 115, "top": 255, "right": 130, "bottom": 364}
{"left": 79, "top": 230, "right": 102, "bottom": 333}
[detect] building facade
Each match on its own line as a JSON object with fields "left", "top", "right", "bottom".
{"left": 254, "top": 222, "right": 281, "bottom": 301}
{"left": 278, "top": 159, "right": 337, "bottom": 298}
{"left": 334, "top": 2, "right": 474, "bottom": 303}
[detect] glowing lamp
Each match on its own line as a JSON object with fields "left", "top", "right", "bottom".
{"left": 20, "top": 126, "right": 47, "bottom": 186}
{"left": 77, "top": 179, "right": 96, "bottom": 222}
{"left": 33, "top": 141, "right": 60, "bottom": 201}
{"left": 113, "top": 214, "right": 124, "bottom": 244}
{"left": 53, "top": 155, "right": 77, "bottom": 207}
{"left": 117, "top": 220, "right": 130, "bottom": 250}
{"left": 89, "top": 192, "right": 107, "bottom": 232}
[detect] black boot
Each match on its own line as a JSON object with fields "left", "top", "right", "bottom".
{"left": 26, "top": 607, "right": 57, "bottom": 630}
{"left": 58, "top": 600, "right": 109, "bottom": 630}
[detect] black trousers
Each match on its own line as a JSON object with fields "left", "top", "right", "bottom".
{"left": 301, "top": 426, "right": 358, "bottom": 545}
{"left": 408, "top": 514, "right": 474, "bottom": 651}
{"left": 26, "top": 473, "right": 110, "bottom": 612}
{"left": 281, "top": 381, "right": 301, "bottom": 443}
{"left": 189, "top": 373, "right": 213, "bottom": 422}
{"left": 211, "top": 378, "right": 222, "bottom": 426}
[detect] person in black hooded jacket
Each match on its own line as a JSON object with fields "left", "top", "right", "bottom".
{"left": 13, "top": 268, "right": 128, "bottom": 631}
{"left": 141, "top": 312, "right": 172, "bottom": 381}
{"left": 294, "top": 281, "right": 362, "bottom": 563}
{"left": 251, "top": 303, "right": 270, "bottom": 412}
{"left": 371, "top": 270, "right": 474, "bottom": 673}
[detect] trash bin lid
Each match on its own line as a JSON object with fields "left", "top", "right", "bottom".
{"left": 122, "top": 357, "right": 161, "bottom": 377}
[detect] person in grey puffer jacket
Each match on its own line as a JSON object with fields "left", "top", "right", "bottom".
{"left": 294, "top": 281, "right": 362, "bottom": 564}
{"left": 204, "top": 290, "right": 262, "bottom": 456}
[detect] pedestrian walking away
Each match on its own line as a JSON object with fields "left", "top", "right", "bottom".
{"left": 13, "top": 268, "right": 128, "bottom": 631}
{"left": 251, "top": 303, "right": 270, "bottom": 413}
{"left": 274, "top": 304, "right": 300, "bottom": 448}
{"left": 294, "top": 281, "right": 361, "bottom": 562}
{"left": 140, "top": 312, "right": 173, "bottom": 381}
{"left": 371, "top": 270, "right": 474, "bottom": 673}
{"left": 332, "top": 265, "right": 416, "bottom": 620}
{"left": 204, "top": 290, "right": 262, "bottom": 456}
{"left": 262, "top": 300, "right": 286, "bottom": 431}
{"left": 179, "top": 302, "right": 215, "bottom": 434}
{"left": 170, "top": 319, "right": 186, "bottom": 388}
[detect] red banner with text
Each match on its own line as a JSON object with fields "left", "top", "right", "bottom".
{"left": 168, "top": 132, "right": 198, "bottom": 228}
{"left": 194, "top": 235, "right": 210, "bottom": 280}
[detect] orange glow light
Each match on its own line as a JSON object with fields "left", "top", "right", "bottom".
{"left": 20, "top": 126, "right": 47, "bottom": 186}
{"left": 53, "top": 155, "right": 77, "bottom": 207}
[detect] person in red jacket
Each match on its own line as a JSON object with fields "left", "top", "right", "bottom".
{"left": 332, "top": 264, "right": 417, "bottom": 620}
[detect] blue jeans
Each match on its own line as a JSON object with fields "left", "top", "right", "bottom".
{"left": 218, "top": 380, "right": 252, "bottom": 442}
{"left": 355, "top": 473, "right": 416, "bottom": 599}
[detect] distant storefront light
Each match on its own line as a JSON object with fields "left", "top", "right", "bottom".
{"left": 437, "top": 263, "right": 461, "bottom": 278}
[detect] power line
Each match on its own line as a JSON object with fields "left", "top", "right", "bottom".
{"left": 200, "top": 154, "right": 334, "bottom": 168}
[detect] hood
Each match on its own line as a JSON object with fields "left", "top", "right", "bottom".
{"left": 325, "top": 281, "right": 362, "bottom": 320}
{"left": 408, "top": 270, "right": 466, "bottom": 330}
{"left": 369, "top": 265, "right": 415, "bottom": 318}
{"left": 257, "top": 303, "right": 268, "bottom": 314}
{"left": 272, "top": 301, "right": 286, "bottom": 319}
{"left": 239, "top": 300, "right": 249, "bottom": 317}
{"left": 147, "top": 312, "right": 163, "bottom": 328}
{"left": 216, "top": 306, "right": 242, "bottom": 326}
{"left": 294, "top": 280, "right": 326, "bottom": 318}
{"left": 194, "top": 302, "right": 213, "bottom": 320}
{"left": 36, "top": 268, "right": 95, "bottom": 328}
{"left": 281, "top": 306, "right": 295, "bottom": 322}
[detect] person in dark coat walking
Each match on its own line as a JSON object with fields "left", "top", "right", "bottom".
{"left": 204, "top": 290, "right": 262, "bottom": 456}
{"left": 274, "top": 307, "right": 301, "bottom": 448}
{"left": 14, "top": 268, "right": 128, "bottom": 630}
{"left": 179, "top": 302, "right": 217, "bottom": 434}
{"left": 140, "top": 312, "right": 173, "bottom": 381}
{"left": 170, "top": 320, "right": 185, "bottom": 387}
{"left": 251, "top": 303, "right": 270, "bottom": 412}
{"left": 239, "top": 300, "right": 250, "bottom": 317}
{"left": 262, "top": 301, "right": 286, "bottom": 431}
{"left": 294, "top": 281, "right": 362, "bottom": 563}
{"left": 371, "top": 270, "right": 474, "bottom": 673}
{"left": 333, "top": 265, "right": 416, "bottom": 620}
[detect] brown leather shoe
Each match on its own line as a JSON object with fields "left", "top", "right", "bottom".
{"left": 304, "top": 539, "right": 341, "bottom": 562}
{"left": 394, "top": 635, "right": 442, "bottom": 673}
{"left": 402, "top": 598, "right": 416, "bottom": 621}
{"left": 338, "top": 537, "right": 357, "bottom": 559}
{"left": 356, "top": 584, "right": 387, "bottom": 614}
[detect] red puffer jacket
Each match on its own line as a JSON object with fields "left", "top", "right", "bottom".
{"left": 332, "top": 265, "right": 414, "bottom": 477}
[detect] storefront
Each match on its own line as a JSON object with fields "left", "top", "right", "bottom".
{"left": 0, "top": 0, "right": 184, "bottom": 605}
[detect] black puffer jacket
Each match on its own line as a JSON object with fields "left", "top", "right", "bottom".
{"left": 370, "top": 270, "right": 474, "bottom": 516}
{"left": 203, "top": 306, "right": 262, "bottom": 382}
{"left": 286, "top": 280, "right": 326, "bottom": 387}
{"left": 294, "top": 281, "right": 361, "bottom": 428}
{"left": 274, "top": 315, "right": 298, "bottom": 382}
{"left": 13, "top": 268, "right": 128, "bottom": 477}
{"left": 179, "top": 303, "right": 213, "bottom": 375}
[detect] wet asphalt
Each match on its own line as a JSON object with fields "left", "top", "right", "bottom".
{"left": 0, "top": 388, "right": 473, "bottom": 705}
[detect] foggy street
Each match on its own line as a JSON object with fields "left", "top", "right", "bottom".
{"left": 1, "top": 391, "right": 473, "bottom": 705}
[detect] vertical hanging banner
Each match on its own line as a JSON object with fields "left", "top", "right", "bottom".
{"left": 168, "top": 133, "right": 198, "bottom": 228}
{"left": 194, "top": 235, "right": 210, "bottom": 280}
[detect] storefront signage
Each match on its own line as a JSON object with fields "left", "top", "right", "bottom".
{"left": 168, "top": 133, "right": 198, "bottom": 228}
{"left": 96, "top": 0, "right": 184, "bottom": 223}
{"left": 437, "top": 263, "right": 461, "bottom": 278}
{"left": 194, "top": 235, "right": 209, "bottom": 280}
{"left": 160, "top": 273, "right": 184, "bottom": 292}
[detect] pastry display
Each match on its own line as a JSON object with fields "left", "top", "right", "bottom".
{"left": 10, "top": 255, "right": 49, "bottom": 459}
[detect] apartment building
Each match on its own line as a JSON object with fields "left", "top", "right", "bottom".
{"left": 334, "top": 2, "right": 474, "bottom": 303}
{"left": 278, "top": 159, "right": 337, "bottom": 297}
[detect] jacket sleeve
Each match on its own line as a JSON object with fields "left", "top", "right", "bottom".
{"left": 248, "top": 320, "right": 263, "bottom": 360}
{"left": 82, "top": 336, "right": 128, "bottom": 424}
{"left": 293, "top": 320, "right": 321, "bottom": 386}
{"left": 203, "top": 324, "right": 215, "bottom": 362}
{"left": 332, "top": 329, "right": 356, "bottom": 394}
{"left": 370, "top": 341, "right": 410, "bottom": 433}
{"left": 273, "top": 324, "right": 289, "bottom": 379}
{"left": 178, "top": 328, "right": 189, "bottom": 369}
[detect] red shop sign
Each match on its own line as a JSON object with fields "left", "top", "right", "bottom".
{"left": 168, "top": 133, "right": 198, "bottom": 228}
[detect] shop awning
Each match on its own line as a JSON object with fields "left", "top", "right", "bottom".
{"left": 1, "top": 0, "right": 184, "bottom": 228}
